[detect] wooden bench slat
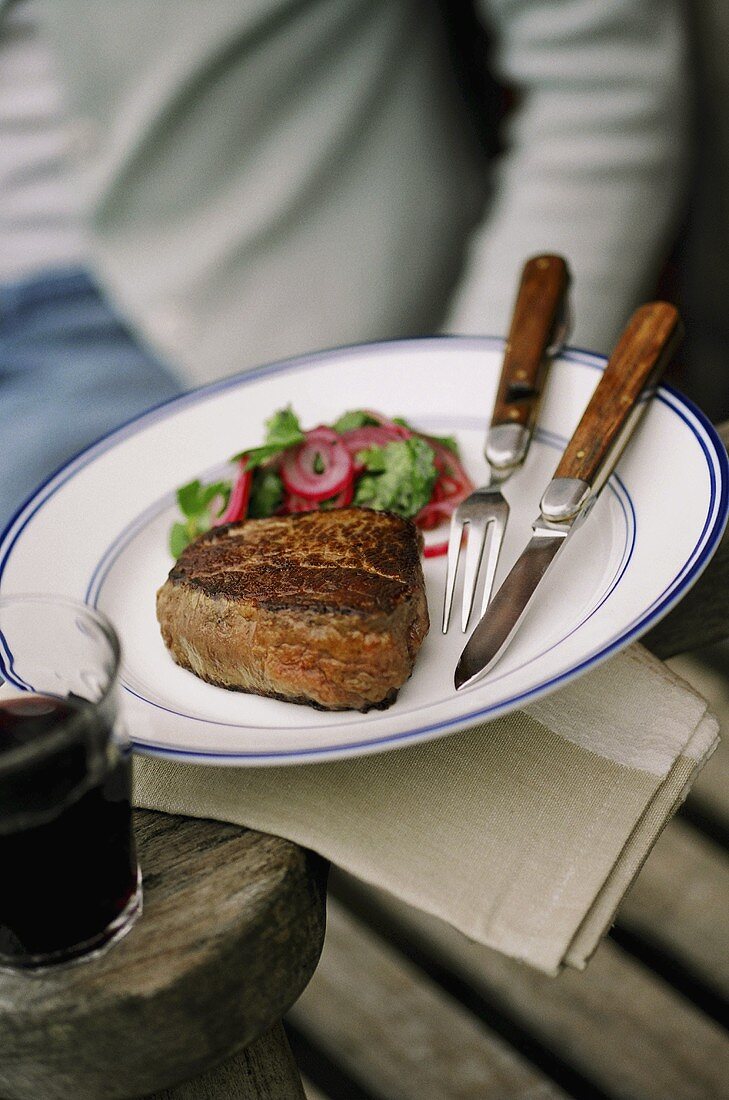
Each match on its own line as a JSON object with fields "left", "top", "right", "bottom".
{"left": 288, "top": 900, "right": 567, "bottom": 1100}
{"left": 147, "top": 1023, "right": 305, "bottom": 1100}
{"left": 669, "top": 644, "right": 729, "bottom": 828}
{"left": 330, "top": 873, "right": 729, "bottom": 1100}
{"left": 616, "top": 816, "right": 729, "bottom": 997}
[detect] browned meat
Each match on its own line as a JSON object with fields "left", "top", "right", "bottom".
{"left": 156, "top": 507, "right": 430, "bottom": 711}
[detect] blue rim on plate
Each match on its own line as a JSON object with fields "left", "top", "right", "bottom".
{"left": 0, "top": 336, "right": 727, "bottom": 764}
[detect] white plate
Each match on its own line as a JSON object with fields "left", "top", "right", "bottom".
{"left": 0, "top": 338, "right": 726, "bottom": 765}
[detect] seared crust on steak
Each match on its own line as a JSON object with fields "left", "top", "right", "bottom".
{"left": 156, "top": 507, "right": 429, "bottom": 711}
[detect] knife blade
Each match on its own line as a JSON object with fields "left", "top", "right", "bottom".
{"left": 454, "top": 300, "right": 683, "bottom": 690}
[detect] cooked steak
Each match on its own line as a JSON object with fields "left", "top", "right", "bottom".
{"left": 156, "top": 507, "right": 430, "bottom": 711}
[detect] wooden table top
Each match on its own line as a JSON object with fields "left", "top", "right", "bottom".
{"left": 0, "top": 813, "right": 327, "bottom": 1099}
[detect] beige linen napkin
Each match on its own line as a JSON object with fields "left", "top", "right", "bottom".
{"left": 134, "top": 642, "right": 718, "bottom": 975}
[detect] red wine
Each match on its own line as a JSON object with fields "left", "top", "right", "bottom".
{"left": 0, "top": 695, "right": 138, "bottom": 967}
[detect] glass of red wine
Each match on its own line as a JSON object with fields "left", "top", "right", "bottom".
{"left": 0, "top": 594, "right": 142, "bottom": 972}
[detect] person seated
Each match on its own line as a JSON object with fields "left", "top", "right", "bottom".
{"left": 0, "top": 0, "right": 690, "bottom": 524}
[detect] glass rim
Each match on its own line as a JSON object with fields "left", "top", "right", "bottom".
{"left": 0, "top": 593, "right": 121, "bottom": 775}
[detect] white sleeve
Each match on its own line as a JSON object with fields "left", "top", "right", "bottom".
{"left": 444, "top": 0, "right": 689, "bottom": 353}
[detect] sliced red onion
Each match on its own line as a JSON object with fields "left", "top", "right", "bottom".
{"left": 331, "top": 480, "right": 355, "bottom": 507}
{"left": 423, "top": 540, "right": 449, "bottom": 558}
{"left": 305, "top": 425, "right": 340, "bottom": 444}
{"left": 282, "top": 492, "right": 314, "bottom": 513}
{"left": 281, "top": 437, "right": 354, "bottom": 502}
{"left": 414, "top": 499, "right": 458, "bottom": 529}
{"left": 423, "top": 437, "right": 474, "bottom": 491}
{"left": 215, "top": 464, "right": 252, "bottom": 524}
{"left": 438, "top": 475, "right": 461, "bottom": 498}
{"left": 282, "top": 476, "right": 354, "bottom": 513}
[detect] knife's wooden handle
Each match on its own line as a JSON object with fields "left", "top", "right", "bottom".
{"left": 491, "top": 254, "right": 571, "bottom": 430}
{"left": 553, "top": 301, "right": 683, "bottom": 487}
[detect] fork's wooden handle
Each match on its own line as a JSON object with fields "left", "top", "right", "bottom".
{"left": 554, "top": 301, "right": 683, "bottom": 487}
{"left": 491, "top": 254, "right": 571, "bottom": 430}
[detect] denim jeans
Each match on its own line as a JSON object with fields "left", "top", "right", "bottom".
{"left": 0, "top": 268, "right": 182, "bottom": 530}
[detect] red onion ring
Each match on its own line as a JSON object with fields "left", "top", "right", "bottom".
{"left": 424, "top": 437, "right": 474, "bottom": 491}
{"left": 215, "top": 464, "right": 252, "bottom": 524}
{"left": 282, "top": 477, "right": 354, "bottom": 513}
{"left": 282, "top": 492, "right": 314, "bottom": 513}
{"left": 329, "top": 480, "right": 355, "bottom": 507}
{"left": 305, "top": 425, "right": 340, "bottom": 444}
{"left": 281, "top": 437, "right": 354, "bottom": 502}
{"left": 414, "top": 499, "right": 458, "bottom": 529}
{"left": 423, "top": 540, "right": 449, "bottom": 558}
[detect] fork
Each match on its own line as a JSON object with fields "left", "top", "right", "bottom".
{"left": 442, "top": 254, "right": 571, "bottom": 633}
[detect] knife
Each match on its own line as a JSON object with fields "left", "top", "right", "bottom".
{"left": 454, "top": 301, "right": 683, "bottom": 690}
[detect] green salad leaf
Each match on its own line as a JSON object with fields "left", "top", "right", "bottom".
{"left": 169, "top": 478, "right": 231, "bottom": 557}
{"left": 331, "top": 409, "right": 380, "bottom": 433}
{"left": 169, "top": 522, "right": 192, "bottom": 560}
{"left": 234, "top": 406, "right": 305, "bottom": 469}
{"left": 393, "top": 417, "right": 457, "bottom": 454}
{"left": 248, "top": 468, "right": 284, "bottom": 518}
{"left": 353, "top": 436, "right": 437, "bottom": 518}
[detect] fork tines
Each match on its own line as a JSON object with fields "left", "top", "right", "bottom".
{"left": 442, "top": 494, "right": 508, "bottom": 633}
